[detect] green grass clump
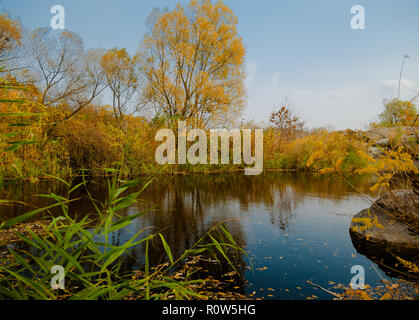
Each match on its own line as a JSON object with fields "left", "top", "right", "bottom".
{"left": 0, "top": 171, "right": 249, "bottom": 300}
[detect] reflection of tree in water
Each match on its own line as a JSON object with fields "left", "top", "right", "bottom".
{"left": 128, "top": 172, "right": 376, "bottom": 261}
{"left": 140, "top": 187, "right": 244, "bottom": 262}
{"left": 152, "top": 188, "right": 206, "bottom": 257}
{"left": 269, "top": 185, "right": 299, "bottom": 230}
{"left": 0, "top": 172, "right": 376, "bottom": 278}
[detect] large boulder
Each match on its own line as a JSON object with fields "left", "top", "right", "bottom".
{"left": 350, "top": 231, "right": 419, "bottom": 280}
{"left": 364, "top": 127, "right": 418, "bottom": 160}
{"left": 364, "top": 126, "right": 418, "bottom": 145}
{"left": 364, "top": 127, "right": 398, "bottom": 143}
{"left": 374, "top": 138, "right": 390, "bottom": 148}
{"left": 373, "top": 190, "right": 419, "bottom": 228}
{"left": 350, "top": 190, "right": 419, "bottom": 250}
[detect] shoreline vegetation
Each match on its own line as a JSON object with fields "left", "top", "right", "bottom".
{"left": 1, "top": 172, "right": 417, "bottom": 301}
{"left": 0, "top": 0, "right": 418, "bottom": 300}
{"left": 0, "top": 168, "right": 362, "bottom": 182}
{"left": 0, "top": 172, "right": 253, "bottom": 300}
{"left": 1, "top": 77, "right": 416, "bottom": 183}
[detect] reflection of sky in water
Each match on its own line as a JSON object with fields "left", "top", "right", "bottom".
{"left": 241, "top": 196, "right": 386, "bottom": 300}
{"left": 0, "top": 173, "right": 403, "bottom": 300}
{"left": 108, "top": 174, "right": 396, "bottom": 300}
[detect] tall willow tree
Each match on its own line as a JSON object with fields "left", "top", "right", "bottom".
{"left": 139, "top": 0, "right": 246, "bottom": 128}
{"left": 27, "top": 29, "right": 106, "bottom": 114}
{"left": 101, "top": 48, "right": 140, "bottom": 120}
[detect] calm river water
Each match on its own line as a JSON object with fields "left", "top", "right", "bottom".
{"left": 0, "top": 172, "right": 412, "bottom": 299}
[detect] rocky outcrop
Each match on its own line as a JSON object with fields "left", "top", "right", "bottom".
{"left": 364, "top": 127, "right": 418, "bottom": 143}
{"left": 364, "top": 127, "right": 398, "bottom": 142}
{"left": 364, "top": 126, "right": 418, "bottom": 158}
{"left": 374, "top": 190, "right": 419, "bottom": 229}
{"left": 350, "top": 190, "right": 419, "bottom": 250}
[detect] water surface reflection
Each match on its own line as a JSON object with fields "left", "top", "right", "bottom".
{"left": 2, "top": 173, "right": 410, "bottom": 299}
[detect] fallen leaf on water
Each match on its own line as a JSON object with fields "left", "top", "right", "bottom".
{"left": 256, "top": 267, "right": 268, "bottom": 271}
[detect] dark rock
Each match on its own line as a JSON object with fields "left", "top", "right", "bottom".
{"left": 373, "top": 189, "right": 419, "bottom": 230}
{"left": 350, "top": 209, "right": 419, "bottom": 249}
{"left": 350, "top": 190, "right": 419, "bottom": 250}
{"left": 350, "top": 232, "right": 419, "bottom": 280}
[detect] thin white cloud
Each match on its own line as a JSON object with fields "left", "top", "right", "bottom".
{"left": 243, "top": 74, "right": 418, "bottom": 130}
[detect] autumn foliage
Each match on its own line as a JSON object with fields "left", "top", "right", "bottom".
{"left": 0, "top": 13, "right": 22, "bottom": 66}
{"left": 140, "top": 0, "right": 246, "bottom": 128}
{"left": 0, "top": 3, "right": 417, "bottom": 182}
{"left": 376, "top": 99, "right": 418, "bottom": 127}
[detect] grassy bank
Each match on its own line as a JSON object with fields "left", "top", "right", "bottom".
{"left": 0, "top": 79, "right": 373, "bottom": 181}
{"left": 0, "top": 172, "right": 249, "bottom": 300}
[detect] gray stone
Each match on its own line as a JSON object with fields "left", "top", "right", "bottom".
{"left": 350, "top": 190, "right": 419, "bottom": 250}
{"left": 368, "top": 146, "right": 384, "bottom": 158}
{"left": 364, "top": 127, "right": 397, "bottom": 143}
{"left": 373, "top": 138, "right": 390, "bottom": 148}
{"left": 364, "top": 126, "right": 418, "bottom": 144}
{"left": 350, "top": 208, "right": 419, "bottom": 249}
{"left": 373, "top": 189, "right": 419, "bottom": 229}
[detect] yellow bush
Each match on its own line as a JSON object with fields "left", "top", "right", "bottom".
{"left": 264, "top": 129, "right": 369, "bottom": 172}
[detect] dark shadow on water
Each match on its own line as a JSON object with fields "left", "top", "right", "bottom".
{"left": 350, "top": 231, "right": 419, "bottom": 281}
{"left": 4, "top": 172, "right": 416, "bottom": 299}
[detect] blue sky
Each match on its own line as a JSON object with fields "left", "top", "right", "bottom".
{"left": 2, "top": 0, "right": 419, "bottom": 129}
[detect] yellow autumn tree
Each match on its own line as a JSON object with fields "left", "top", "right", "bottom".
{"left": 101, "top": 48, "right": 140, "bottom": 120}
{"left": 377, "top": 99, "right": 418, "bottom": 127}
{"left": 0, "top": 13, "right": 22, "bottom": 71}
{"left": 139, "top": 0, "right": 246, "bottom": 128}
{"left": 0, "top": 13, "right": 21, "bottom": 48}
